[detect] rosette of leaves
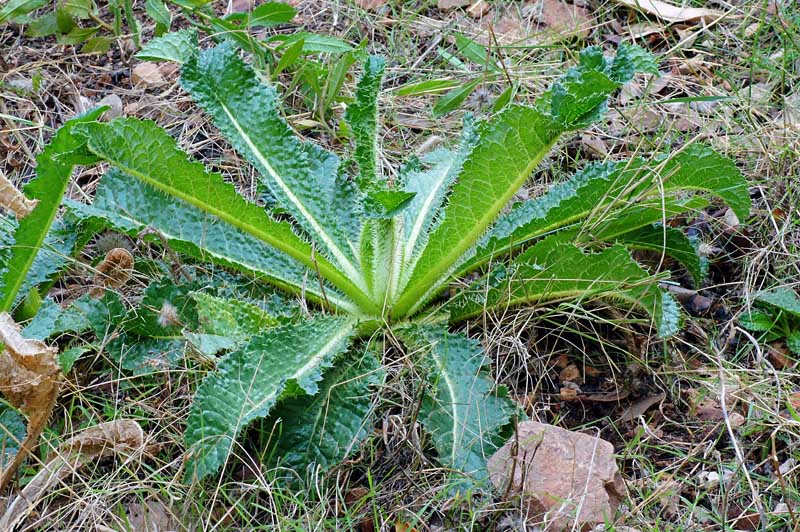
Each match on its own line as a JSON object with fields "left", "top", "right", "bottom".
{"left": 10, "top": 41, "right": 750, "bottom": 490}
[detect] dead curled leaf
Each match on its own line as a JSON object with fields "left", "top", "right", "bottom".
{"left": 0, "top": 173, "right": 38, "bottom": 219}
{"left": 0, "top": 420, "right": 144, "bottom": 530}
{"left": 617, "top": 392, "right": 666, "bottom": 423}
{"left": 0, "top": 313, "right": 61, "bottom": 491}
{"left": 90, "top": 247, "right": 134, "bottom": 298}
{"left": 612, "top": 0, "right": 725, "bottom": 23}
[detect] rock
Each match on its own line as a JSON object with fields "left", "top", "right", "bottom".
{"left": 97, "top": 94, "right": 123, "bottom": 120}
{"left": 489, "top": 421, "right": 625, "bottom": 530}
{"left": 131, "top": 62, "right": 165, "bottom": 86}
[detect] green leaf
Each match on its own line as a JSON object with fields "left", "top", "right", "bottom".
{"left": 136, "top": 28, "right": 198, "bottom": 63}
{"left": 0, "top": 217, "right": 78, "bottom": 310}
{"left": 0, "top": 0, "right": 47, "bottom": 24}
{"left": 432, "top": 79, "right": 480, "bottom": 117}
{"left": 62, "top": 0, "right": 93, "bottom": 19}
{"left": 186, "top": 292, "right": 277, "bottom": 356}
{"left": 611, "top": 225, "right": 704, "bottom": 284}
{"left": 107, "top": 336, "right": 185, "bottom": 375}
{"left": 145, "top": 0, "right": 170, "bottom": 36}
{"left": 58, "top": 346, "right": 89, "bottom": 373}
{"left": 184, "top": 316, "right": 355, "bottom": 481}
{"left": 75, "top": 118, "right": 373, "bottom": 313}
{"left": 345, "top": 55, "right": 385, "bottom": 191}
{"left": 448, "top": 237, "right": 681, "bottom": 338}
{"left": 180, "top": 43, "right": 366, "bottom": 290}
{"left": 224, "top": 1, "right": 295, "bottom": 27}
{"left": 67, "top": 171, "right": 354, "bottom": 312}
{"left": 755, "top": 288, "right": 800, "bottom": 318}
{"left": 273, "top": 32, "right": 353, "bottom": 54}
{"left": 272, "top": 37, "right": 304, "bottom": 77}
{"left": 464, "top": 144, "right": 748, "bottom": 278}
{"left": 123, "top": 277, "right": 199, "bottom": 338}
{"left": 26, "top": 11, "right": 58, "bottom": 36}
{"left": 659, "top": 144, "right": 751, "bottom": 223}
{"left": 23, "top": 292, "right": 125, "bottom": 340}
{"left": 266, "top": 344, "right": 382, "bottom": 474}
{"left": 0, "top": 403, "right": 26, "bottom": 471}
{"left": 395, "top": 45, "right": 658, "bottom": 317}
{"left": 401, "top": 326, "right": 513, "bottom": 491}
{"left": 0, "top": 107, "right": 105, "bottom": 313}
{"left": 738, "top": 308, "right": 775, "bottom": 332}
{"left": 396, "top": 79, "right": 461, "bottom": 97}
{"left": 56, "top": 25, "right": 99, "bottom": 45}
{"left": 400, "top": 119, "right": 479, "bottom": 282}
{"left": 81, "top": 36, "right": 113, "bottom": 54}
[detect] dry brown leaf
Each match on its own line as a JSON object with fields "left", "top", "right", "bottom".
{"left": 535, "top": 0, "right": 593, "bottom": 39}
{"left": 355, "top": 0, "right": 387, "bottom": 10}
{"left": 0, "top": 419, "right": 144, "bottom": 530}
{"left": 437, "top": 0, "right": 469, "bottom": 9}
{"left": 124, "top": 499, "right": 178, "bottom": 532}
{"left": 90, "top": 247, "right": 134, "bottom": 298}
{"left": 131, "top": 63, "right": 165, "bottom": 86}
{"left": 612, "top": 0, "right": 725, "bottom": 23}
{"left": 0, "top": 313, "right": 61, "bottom": 491}
{"left": 617, "top": 391, "right": 666, "bottom": 423}
{"left": 0, "top": 173, "right": 38, "bottom": 219}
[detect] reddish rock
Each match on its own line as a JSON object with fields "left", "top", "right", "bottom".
{"left": 489, "top": 421, "right": 625, "bottom": 530}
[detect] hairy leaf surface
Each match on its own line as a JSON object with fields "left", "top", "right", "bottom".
{"left": 0, "top": 108, "right": 104, "bottom": 312}
{"left": 184, "top": 317, "right": 354, "bottom": 481}
{"left": 402, "top": 326, "right": 513, "bottom": 491}
{"left": 67, "top": 171, "right": 354, "bottom": 311}
{"left": 449, "top": 237, "right": 680, "bottom": 337}
{"left": 75, "top": 120, "right": 372, "bottom": 311}
{"left": 187, "top": 292, "right": 278, "bottom": 356}
{"left": 266, "top": 345, "right": 382, "bottom": 474}
{"left": 395, "top": 45, "right": 656, "bottom": 317}
{"left": 136, "top": 28, "right": 198, "bottom": 63}
{"left": 345, "top": 55, "right": 385, "bottom": 190}
{"left": 181, "top": 42, "right": 364, "bottom": 284}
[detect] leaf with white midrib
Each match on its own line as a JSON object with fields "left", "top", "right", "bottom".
{"left": 401, "top": 326, "right": 513, "bottom": 491}
{"left": 75, "top": 118, "right": 373, "bottom": 312}
{"left": 184, "top": 316, "right": 355, "bottom": 481}
{"left": 180, "top": 42, "right": 364, "bottom": 287}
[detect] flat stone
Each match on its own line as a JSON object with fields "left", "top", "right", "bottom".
{"left": 489, "top": 421, "right": 625, "bottom": 531}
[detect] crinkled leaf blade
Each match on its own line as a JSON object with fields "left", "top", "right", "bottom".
{"left": 184, "top": 317, "right": 354, "bottom": 481}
